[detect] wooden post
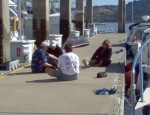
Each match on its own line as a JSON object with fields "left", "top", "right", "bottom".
{"left": 32, "top": 0, "right": 50, "bottom": 47}
{"left": 118, "top": 0, "right": 124, "bottom": 33}
{"left": 85, "top": 0, "right": 93, "bottom": 28}
{"left": 123, "top": 0, "right": 126, "bottom": 33}
{"left": 76, "top": 0, "right": 84, "bottom": 36}
{"left": 60, "top": 0, "right": 71, "bottom": 44}
{"left": 0, "top": 0, "right": 10, "bottom": 63}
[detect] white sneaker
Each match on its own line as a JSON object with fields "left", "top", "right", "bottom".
{"left": 82, "top": 59, "right": 89, "bottom": 66}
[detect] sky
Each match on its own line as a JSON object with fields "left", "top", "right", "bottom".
{"left": 92, "top": 0, "right": 133, "bottom": 6}
{"left": 25, "top": 0, "right": 134, "bottom": 7}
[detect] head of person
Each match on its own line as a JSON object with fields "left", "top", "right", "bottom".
{"left": 64, "top": 43, "right": 73, "bottom": 53}
{"left": 102, "top": 39, "right": 111, "bottom": 49}
{"left": 40, "top": 41, "right": 49, "bottom": 51}
{"left": 50, "top": 42, "right": 56, "bottom": 50}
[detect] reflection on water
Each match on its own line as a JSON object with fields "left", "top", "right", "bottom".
{"left": 95, "top": 22, "right": 133, "bottom": 33}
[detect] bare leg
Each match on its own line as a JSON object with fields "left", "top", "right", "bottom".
{"left": 45, "top": 68, "right": 55, "bottom": 76}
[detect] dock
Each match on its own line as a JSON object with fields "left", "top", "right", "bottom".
{"left": 0, "top": 33, "right": 126, "bottom": 115}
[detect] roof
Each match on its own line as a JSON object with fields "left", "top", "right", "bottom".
{"left": 129, "top": 22, "right": 150, "bottom": 30}
{"left": 9, "top": 0, "right": 17, "bottom": 7}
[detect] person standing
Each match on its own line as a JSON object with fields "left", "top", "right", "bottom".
{"left": 45, "top": 43, "right": 79, "bottom": 81}
{"left": 31, "top": 41, "right": 58, "bottom": 73}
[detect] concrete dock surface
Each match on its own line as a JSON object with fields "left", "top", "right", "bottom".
{"left": 0, "top": 33, "right": 126, "bottom": 115}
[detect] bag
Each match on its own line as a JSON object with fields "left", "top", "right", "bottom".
{"left": 97, "top": 72, "right": 107, "bottom": 78}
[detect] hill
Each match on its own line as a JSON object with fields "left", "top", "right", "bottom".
{"left": 93, "top": 1, "right": 150, "bottom": 23}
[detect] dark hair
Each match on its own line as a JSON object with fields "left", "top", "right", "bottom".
{"left": 64, "top": 43, "right": 73, "bottom": 53}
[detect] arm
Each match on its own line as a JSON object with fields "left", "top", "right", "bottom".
{"left": 101, "top": 48, "right": 112, "bottom": 60}
{"left": 57, "top": 57, "right": 62, "bottom": 69}
{"left": 38, "top": 50, "right": 53, "bottom": 67}
{"left": 91, "top": 47, "right": 102, "bottom": 60}
{"left": 43, "top": 62, "right": 53, "bottom": 67}
{"left": 48, "top": 54, "right": 58, "bottom": 60}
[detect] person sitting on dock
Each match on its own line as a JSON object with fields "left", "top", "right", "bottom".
{"left": 45, "top": 43, "right": 79, "bottom": 81}
{"left": 31, "top": 41, "right": 58, "bottom": 73}
{"left": 82, "top": 39, "right": 112, "bottom": 67}
{"left": 47, "top": 42, "right": 63, "bottom": 58}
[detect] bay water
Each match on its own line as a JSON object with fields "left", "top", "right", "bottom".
{"left": 95, "top": 22, "right": 133, "bottom": 33}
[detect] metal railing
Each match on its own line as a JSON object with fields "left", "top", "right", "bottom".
{"left": 130, "top": 38, "right": 150, "bottom": 115}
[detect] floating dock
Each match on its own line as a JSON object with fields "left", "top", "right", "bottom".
{"left": 0, "top": 33, "right": 126, "bottom": 115}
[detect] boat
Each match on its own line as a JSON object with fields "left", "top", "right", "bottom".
{"left": 95, "top": 22, "right": 107, "bottom": 25}
{"left": 129, "top": 32, "right": 150, "bottom": 115}
{"left": 9, "top": 0, "right": 90, "bottom": 48}
{"left": 125, "top": 22, "right": 150, "bottom": 115}
{"left": 125, "top": 22, "right": 150, "bottom": 57}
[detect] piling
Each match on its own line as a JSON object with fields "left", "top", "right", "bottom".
{"left": 32, "top": 0, "right": 50, "bottom": 47}
{"left": 85, "top": 0, "right": 93, "bottom": 28}
{"left": 118, "top": 0, "right": 124, "bottom": 33}
{"left": 0, "top": 0, "right": 10, "bottom": 64}
{"left": 60, "top": 0, "right": 71, "bottom": 44}
{"left": 75, "top": 0, "right": 84, "bottom": 36}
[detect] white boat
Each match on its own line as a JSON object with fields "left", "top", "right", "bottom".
{"left": 95, "top": 22, "right": 107, "bottom": 25}
{"left": 130, "top": 31, "right": 150, "bottom": 114}
{"left": 9, "top": 0, "right": 91, "bottom": 48}
{"left": 126, "top": 22, "right": 150, "bottom": 57}
{"left": 24, "top": 13, "right": 60, "bottom": 40}
{"left": 125, "top": 25, "right": 150, "bottom": 115}
{"left": 9, "top": 0, "right": 60, "bottom": 40}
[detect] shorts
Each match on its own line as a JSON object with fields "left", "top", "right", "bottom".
{"left": 53, "top": 70, "right": 79, "bottom": 81}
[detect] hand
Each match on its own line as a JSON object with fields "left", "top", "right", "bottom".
{"left": 49, "top": 54, "right": 58, "bottom": 60}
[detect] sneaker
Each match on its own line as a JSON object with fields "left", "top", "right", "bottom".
{"left": 82, "top": 59, "right": 89, "bottom": 66}
{"left": 93, "top": 88, "right": 109, "bottom": 95}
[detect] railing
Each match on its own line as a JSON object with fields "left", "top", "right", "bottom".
{"left": 130, "top": 38, "right": 150, "bottom": 115}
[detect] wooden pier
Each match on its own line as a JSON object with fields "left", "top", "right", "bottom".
{"left": 0, "top": 33, "right": 126, "bottom": 115}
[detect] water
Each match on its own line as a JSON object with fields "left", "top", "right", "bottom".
{"left": 95, "top": 22, "right": 133, "bottom": 33}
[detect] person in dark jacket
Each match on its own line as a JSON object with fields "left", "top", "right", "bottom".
{"left": 47, "top": 42, "right": 63, "bottom": 58}
{"left": 82, "top": 39, "right": 112, "bottom": 67}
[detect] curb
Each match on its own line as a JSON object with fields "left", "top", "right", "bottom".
{"left": 0, "top": 64, "right": 31, "bottom": 79}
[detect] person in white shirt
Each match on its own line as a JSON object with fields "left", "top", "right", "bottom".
{"left": 45, "top": 43, "right": 79, "bottom": 81}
